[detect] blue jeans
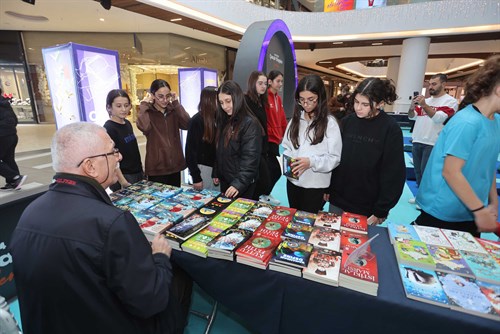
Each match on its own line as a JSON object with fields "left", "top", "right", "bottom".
{"left": 412, "top": 142, "right": 433, "bottom": 186}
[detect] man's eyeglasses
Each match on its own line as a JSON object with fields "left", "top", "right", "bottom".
{"left": 298, "top": 97, "right": 318, "bottom": 106}
{"left": 77, "top": 148, "right": 120, "bottom": 167}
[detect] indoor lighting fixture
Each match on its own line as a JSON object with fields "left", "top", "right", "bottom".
{"left": 371, "top": 42, "right": 383, "bottom": 46}
{"left": 99, "top": 18, "right": 105, "bottom": 22}
{"left": 332, "top": 42, "right": 344, "bottom": 45}
{"left": 318, "top": 61, "right": 332, "bottom": 64}
{"left": 170, "top": 18, "right": 182, "bottom": 22}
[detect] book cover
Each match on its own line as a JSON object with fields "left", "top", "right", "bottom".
{"left": 460, "top": 250, "right": 500, "bottom": 284}
{"left": 414, "top": 226, "right": 452, "bottom": 248}
{"left": 250, "top": 202, "right": 274, "bottom": 218}
{"left": 476, "top": 280, "right": 500, "bottom": 318}
{"left": 274, "top": 239, "right": 314, "bottom": 268}
{"left": 235, "top": 214, "right": 265, "bottom": 233}
{"left": 268, "top": 259, "right": 303, "bottom": 277}
{"left": 207, "top": 228, "right": 252, "bottom": 252}
{"left": 199, "top": 221, "right": 230, "bottom": 238}
{"left": 340, "top": 230, "right": 368, "bottom": 251}
{"left": 254, "top": 220, "right": 287, "bottom": 241}
{"left": 340, "top": 245, "right": 378, "bottom": 284}
{"left": 340, "top": 212, "right": 368, "bottom": 234}
{"left": 398, "top": 264, "right": 449, "bottom": 307}
{"left": 437, "top": 272, "right": 498, "bottom": 319}
{"left": 170, "top": 195, "right": 206, "bottom": 210}
{"left": 282, "top": 222, "right": 313, "bottom": 242}
{"left": 181, "top": 187, "right": 220, "bottom": 203}
{"left": 226, "top": 198, "right": 256, "bottom": 215}
{"left": 181, "top": 232, "right": 214, "bottom": 257}
{"left": 309, "top": 226, "right": 341, "bottom": 252}
{"left": 235, "top": 234, "right": 281, "bottom": 265}
{"left": 475, "top": 238, "right": 500, "bottom": 264}
{"left": 146, "top": 202, "right": 184, "bottom": 223}
{"left": 314, "top": 211, "right": 341, "bottom": 230}
{"left": 211, "top": 211, "right": 242, "bottom": 226}
{"left": 282, "top": 154, "right": 298, "bottom": 179}
{"left": 394, "top": 240, "right": 435, "bottom": 269}
{"left": 158, "top": 199, "right": 197, "bottom": 219}
{"left": 292, "top": 210, "right": 317, "bottom": 226}
{"left": 150, "top": 184, "right": 182, "bottom": 199}
{"left": 441, "top": 229, "right": 488, "bottom": 254}
{"left": 128, "top": 194, "right": 163, "bottom": 211}
{"left": 138, "top": 217, "right": 174, "bottom": 236}
{"left": 427, "top": 245, "right": 474, "bottom": 278}
{"left": 386, "top": 222, "right": 420, "bottom": 244}
{"left": 165, "top": 213, "right": 210, "bottom": 241}
{"left": 266, "top": 206, "right": 297, "bottom": 224}
{"left": 303, "top": 248, "right": 342, "bottom": 286}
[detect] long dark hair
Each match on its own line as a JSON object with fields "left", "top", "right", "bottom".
{"left": 217, "top": 80, "right": 257, "bottom": 147}
{"left": 106, "top": 89, "right": 131, "bottom": 115}
{"left": 458, "top": 55, "right": 500, "bottom": 110}
{"left": 246, "top": 71, "right": 268, "bottom": 107}
{"left": 349, "top": 77, "right": 398, "bottom": 117}
{"left": 199, "top": 86, "right": 218, "bottom": 144}
{"left": 288, "top": 74, "right": 329, "bottom": 149}
{"left": 149, "top": 79, "right": 171, "bottom": 94}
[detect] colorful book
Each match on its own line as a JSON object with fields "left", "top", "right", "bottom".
{"left": 476, "top": 280, "right": 500, "bottom": 318}
{"left": 394, "top": 239, "right": 435, "bottom": 269}
{"left": 235, "top": 234, "right": 281, "bottom": 269}
{"left": 386, "top": 222, "right": 420, "bottom": 244}
{"left": 303, "top": 248, "right": 342, "bottom": 287}
{"left": 254, "top": 219, "right": 287, "bottom": 241}
{"left": 127, "top": 194, "right": 163, "bottom": 211}
{"left": 273, "top": 238, "right": 314, "bottom": 269}
{"left": 170, "top": 195, "right": 206, "bottom": 210}
{"left": 159, "top": 198, "right": 197, "bottom": 218}
{"left": 207, "top": 228, "right": 252, "bottom": 254}
{"left": 340, "top": 230, "right": 369, "bottom": 251}
{"left": 460, "top": 250, "right": 500, "bottom": 284}
{"left": 292, "top": 210, "right": 317, "bottom": 226}
{"left": 235, "top": 214, "right": 265, "bottom": 233}
{"left": 398, "top": 264, "right": 449, "bottom": 307}
{"left": 475, "top": 238, "right": 500, "bottom": 265}
{"left": 339, "top": 245, "right": 378, "bottom": 296}
{"left": 180, "top": 187, "right": 220, "bottom": 204}
{"left": 226, "top": 198, "right": 256, "bottom": 215}
{"left": 165, "top": 213, "right": 210, "bottom": 242}
{"left": 282, "top": 222, "right": 313, "bottom": 242}
{"left": 440, "top": 229, "right": 488, "bottom": 254}
{"left": 414, "top": 226, "right": 452, "bottom": 248}
{"left": 249, "top": 202, "right": 274, "bottom": 218}
{"left": 181, "top": 232, "right": 215, "bottom": 257}
{"left": 314, "top": 211, "right": 341, "bottom": 230}
{"left": 437, "top": 272, "right": 498, "bottom": 320}
{"left": 211, "top": 210, "right": 242, "bottom": 226}
{"left": 309, "top": 226, "right": 341, "bottom": 252}
{"left": 340, "top": 212, "right": 368, "bottom": 234}
{"left": 146, "top": 201, "right": 184, "bottom": 223}
{"left": 266, "top": 206, "right": 297, "bottom": 224}
{"left": 282, "top": 154, "right": 298, "bottom": 179}
{"left": 427, "top": 245, "right": 474, "bottom": 278}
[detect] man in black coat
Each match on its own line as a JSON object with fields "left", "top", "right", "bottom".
{"left": 10, "top": 122, "right": 191, "bottom": 334}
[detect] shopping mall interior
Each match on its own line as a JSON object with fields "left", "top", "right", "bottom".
{"left": 0, "top": 0, "right": 499, "bottom": 333}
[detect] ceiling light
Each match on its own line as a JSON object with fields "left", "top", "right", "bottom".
{"left": 184, "top": 47, "right": 191, "bottom": 50}
{"left": 199, "top": 53, "right": 207, "bottom": 56}
{"left": 99, "top": 18, "right": 105, "bottom": 22}
{"left": 332, "top": 42, "right": 344, "bottom": 45}
{"left": 170, "top": 18, "right": 182, "bottom": 22}
{"left": 318, "top": 61, "right": 332, "bottom": 64}
{"left": 371, "top": 42, "right": 383, "bottom": 46}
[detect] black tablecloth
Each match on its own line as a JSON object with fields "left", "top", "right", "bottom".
{"left": 172, "top": 226, "right": 500, "bottom": 334}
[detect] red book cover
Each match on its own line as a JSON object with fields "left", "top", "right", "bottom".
{"left": 235, "top": 234, "right": 281, "bottom": 264}
{"left": 340, "top": 230, "right": 369, "bottom": 251}
{"left": 254, "top": 219, "right": 287, "bottom": 241}
{"left": 266, "top": 206, "right": 297, "bottom": 225}
{"left": 341, "top": 212, "right": 368, "bottom": 234}
{"left": 340, "top": 245, "right": 378, "bottom": 283}
{"left": 475, "top": 237, "right": 500, "bottom": 265}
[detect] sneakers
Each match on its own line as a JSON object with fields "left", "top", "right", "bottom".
{"left": 1, "top": 175, "right": 27, "bottom": 190}
{"left": 259, "top": 194, "right": 280, "bottom": 206}
{"left": 408, "top": 198, "right": 416, "bottom": 204}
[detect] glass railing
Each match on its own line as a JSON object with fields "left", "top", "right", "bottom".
{"left": 246, "top": 0, "right": 443, "bottom": 12}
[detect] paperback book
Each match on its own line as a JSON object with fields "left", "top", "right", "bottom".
{"left": 160, "top": 198, "right": 197, "bottom": 218}
{"left": 460, "top": 250, "right": 500, "bottom": 284}
{"left": 282, "top": 222, "right": 313, "bottom": 242}
{"left": 476, "top": 280, "right": 500, "bottom": 318}
{"left": 254, "top": 219, "right": 287, "bottom": 241}
{"left": 282, "top": 154, "right": 298, "bottom": 179}
{"left": 309, "top": 226, "right": 341, "bottom": 252}
{"left": 427, "top": 245, "right": 474, "bottom": 278}
{"left": 207, "top": 228, "right": 252, "bottom": 260}
{"left": 314, "top": 211, "right": 341, "bottom": 230}
{"left": 165, "top": 213, "right": 210, "bottom": 246}
{"left": 340, "top": 212, "right": 368, "bottom": 234}
{"left": 273, "top": 238, "right": 314, "bottom": 269}
{"left": 386, "top": 222, "right": 420, "bottom": 244}
{"left": 226, "top": 198, "right": 256, "bottom": 215}
{"left": 249, "top": 202, "right": 274, "bottom": 218}
{"left": 235, "top": 214, "right": 265, "bottom": 233}
{"left": 146, "top": 201, "right": 184, "bottom": 223}
{"left": 235, "top": 234, "right": 281, "bottom": 269}
{"left": 266, "top": 206, "right": 297, "bottom": 225}
{"left": 180, "top": 187, "right": 220, "bottom": 204}
{"left": 303, "top": 248, "right": 342, "bottom": 287}
{"left": 475, "top": 238, "right": 500, "bottom": 264}
{"left": 339, "top": 245, "right": 379, "bottom": 296}
{"left": 414, "top": 225, "right": 452, "bottom": 248}
{"left": 292, "top": 210, "right": 317, "bottom": 226}
{"left": 394, "top": 239, "right": 435, "bottom": 269}
{"left": 440, "top": 229, "right": 488, "bottom": 254}
{"left": 211, "top": 210, "right": 242, "bottom": 226}
{"left": 398, "top": 264, "right": 449, "bottom": 307}
{"left": 340, "top": 230, "right": 368, "bottom": 251}
{"left": 181, "top": 232, "right": 215, "bottom": 257}
{"left": 437, "top": 272, "right": 499, "bottom": 320}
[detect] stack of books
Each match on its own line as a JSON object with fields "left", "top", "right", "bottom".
{"left": 339, "top": 245, "right": 379, "bottom": 296}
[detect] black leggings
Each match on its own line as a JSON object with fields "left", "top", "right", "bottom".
{"left": 286, "top": 180, "right": 326, "bottom": 213}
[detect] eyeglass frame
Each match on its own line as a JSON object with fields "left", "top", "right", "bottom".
{"left": 297, "top": 97, "right": 318, "bottom": 106}
{"left": 76, "top": 148, "right": 120, "bottom": 167}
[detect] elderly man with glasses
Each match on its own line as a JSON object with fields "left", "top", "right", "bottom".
{"left": 10, "top": 122, "right": 192, "bottom": 334}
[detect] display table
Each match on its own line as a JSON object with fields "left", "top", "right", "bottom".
{"left": 172, "top": 226, "right": 500, "bottom": 334}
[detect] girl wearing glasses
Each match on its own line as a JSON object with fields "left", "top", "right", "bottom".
{"left": 185, "top": 86, "right": 220, "bottom": 191}
{"left": 104, "top": 89, "right": 144, "bottom": 191}
{"left": 282, "top": 74, "right": 342, "bottom": 213}
{"left": 244, "top": 71, "right": 272, "bottom": 201}
{"left": 326, "top": 78, "right": 405, "bottom": 226}
{"left": 137, "top": 79, "right": 190, "bottom": 187}
{"left": 215, "top": 80, "right": 263, "bottom": 199}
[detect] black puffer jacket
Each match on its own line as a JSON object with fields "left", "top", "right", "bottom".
{"left": 216, "top": 114, "right": 262, "bottom": 194}
{"left": 0, "top": 96, "right": 17, "bottom": 137}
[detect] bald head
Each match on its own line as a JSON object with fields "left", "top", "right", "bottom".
{"left": 51, "top": 122, "right": 109, "bottom": 173}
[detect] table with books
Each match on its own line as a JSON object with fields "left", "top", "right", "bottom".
{"left": 110, "top": 181, "right": 500, "bottom": 334}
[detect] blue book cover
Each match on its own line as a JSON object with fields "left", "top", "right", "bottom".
{"left": 386, "top": 222, "right": 420, "bottom": 244}
{"left": 460, "top": 250, "right": 500, "bottom": 284}
{"left": 398, "top": 264, "right": 449, "bottom": 307}
{"left": 427, "top": 245, "right": 474, "bottom": 278}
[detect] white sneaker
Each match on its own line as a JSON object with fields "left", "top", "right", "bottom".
{"left": 408, "top": 198, "right": 416, "bottom": 204}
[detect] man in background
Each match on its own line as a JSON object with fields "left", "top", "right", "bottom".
{"left": 408, "top": 74, "right": 458, "bottom": 205}
{"left": 10, "top": 122, "right": 191, "bottom": 333}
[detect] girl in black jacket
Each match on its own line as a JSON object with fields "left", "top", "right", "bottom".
{"left": 215, "top": 80, "right": 263, "bottom": 199}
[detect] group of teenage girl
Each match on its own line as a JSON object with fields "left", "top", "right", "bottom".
{"left": 103, "top": 55, "right": 499, "bottom": 235}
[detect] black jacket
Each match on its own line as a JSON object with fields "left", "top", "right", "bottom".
{"left": 0, "top": 96, "right": 17, "bottom": 137}
{"left": 185, "top": 112, "right": 217, "bottom": 183}
{"left": 329, "top": 111, "right": 405, "bottom": 218}
{"left": 10, "top": 173, "right": 173, "bottom": 334}
{"left": 216, "top": 114, "right": 262, "bottom": 194}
